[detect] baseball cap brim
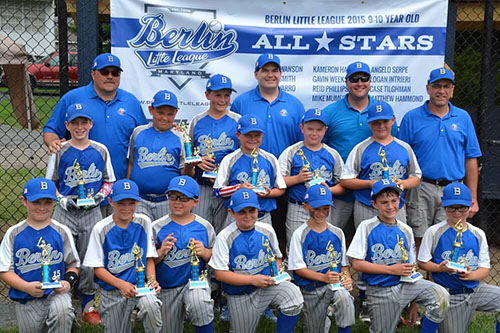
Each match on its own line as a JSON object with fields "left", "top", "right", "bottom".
{"left": 167, "top": 187, "right": 197, "bottom": 199}
{"left": 232, "top": 201, "right": 260, "bottom": 213}
{"left": 308, "top": 199, "right": 335, "bottom": 209}
{"left": 441, "top": 198, "right": 472, "bottom": 207}
{"left": 67, "top": 113, "right": 92, "bottom": 122}
{"left": 111, "top": 193, "right": 141, "bottom": 202}
{"left": 152, "top": 101, "right": 178, "bottom": 109}
{"left": 239, "top": 128, "right": 264, "bottom": 135}
{"left": 25, "top": 193, "right": 57, "bottom": 202}
{"left": 367, "top": 114, "right": 394, "bottom": 123}
{"left": 371, "top": 184, "right": 402, "bottom": 199}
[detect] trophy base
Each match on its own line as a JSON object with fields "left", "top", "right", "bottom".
{"left": 307, "top": 177, "right": 325, "bottom": 187}
{"left": 329, "top": 282, "right": 344, "bottom": 291}
{"left": 77, "top": 198, "right": 95, "bottom": 207}
{"left": 41, "top": 281, "right": 62, "bottom": 289}
{"left": 135, "top": 286, "right": 156, "bottom": 297}
{"left": 189, "top": 279, "right": 209, "bottom": 289}
{"left": 252, "top": 186, "right": 267, "bottom": 194}
{"left": 272, "top": 272, "right": 291, "bottom": 284}
{"left": 446, "top": 261, "right": 468, "bottom": 272}
{"left": 401, "top": 272, "right": 423, "bottom": 283}
{"left": 202, "top": 171, "right": 217, "bottom": 179}
{"left": 185, "top": 156, "right": 202, "bottom": 164}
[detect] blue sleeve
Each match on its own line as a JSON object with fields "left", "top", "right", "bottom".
{"left": 464, "top": 116, "right": 482, "bottom": 159}
{"left": 43, "top": 97, "right": 70, "bottom": 138}
{"left": 396, "top": 114, "right": 411, "bottom": 144}
{"left": 391, "top": 121, "right": 398, "bottom": 137}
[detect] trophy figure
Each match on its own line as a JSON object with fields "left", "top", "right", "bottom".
{"left": 250, "top": 148, "right": 266, "bottom": 194}
{"left": 202, "top": 135, "right": 218, "bottom": 179}
{"left": 446, "top": 219, "right": 468, "bottom": 272}
{"left": 398, "top": 235, "right": 423, "bottom": 283}
{"left": 188, "top": 239, "right": 209, "bottom": 289}
{"left": 378, "top": 148, "right": 390, "bottom": 180}
{"left": 297, "top": 148, "right": 324, "bottom": 187}
{"left": 132, "top": 243, "right": 155, "bottom": 296}
{"left": 179, "top": 120, "right": 202, "bottom": 163}
{"left": 37, "top": 237, "right": 62, "bottom": 289}
{"left": 262, "top": 237, "right": 291, "bottom": 284}
{"left": 73, "top": 160, "right": 95, "bottom": 207}
{"left": 326, "top": 241, "right": 345, "bottom": 290}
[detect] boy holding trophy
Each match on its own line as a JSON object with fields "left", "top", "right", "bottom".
{"left": 0, "top": 178, "right": 80, "bottom": 332}
{"left": 83, "top": 180, "right": 162, "bottom": 333}
{"left": 152, "top": 176, "right": 216, "bottom": 333}
{"left": 418, "top": 183, "right": 500, "bottom": 333}
{"left": 209, "top": 188, "right": 303, "bottom": 333}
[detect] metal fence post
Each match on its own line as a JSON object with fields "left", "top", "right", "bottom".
{"left": 57, "top": 0, "right": 69, "bottom": 97}
{"left": 76, "top": 0, "right": 98, "bottom": 87}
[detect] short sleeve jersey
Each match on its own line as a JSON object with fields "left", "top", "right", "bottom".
{"left": 288, "top": 223, "right": 349, "bottom": 288}
{"left": 0, "top": 220, "right": 80, "bottom": 301}
{"left": 417, "top": 220, "right": 490, "bottom": 290}
{"left": 209, "top": 222, "right": 282, "bottom": 295}
{"left": 128, "top": 124, "right": 185, "bottom": 194}
{"left": 83, "top": 214, "right": 157, "bottom": 291}
{"left": 278, "top": 142, "right": 343, "bottom": 202}
{"left": 347, "top": 216, "right": 416, "bottom": 287}
{"left": 152, "top": 214, "right": 216, "bottom": 288}
{"left": 46, "top": 140, "right": 116, "bottom": 196}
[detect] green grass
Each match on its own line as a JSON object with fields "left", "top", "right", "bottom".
{"left": 0, "top": 95, "right": 58, "bottom": 128}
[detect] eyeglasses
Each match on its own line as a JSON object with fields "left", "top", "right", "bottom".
{"left": 98, "top": 68, "right": 121, "bottom": 77}
{"left": 167, "top": 194, "right": 192, "bottom": 202}
{"left": 348, "top": 76, "right": 370, "bottom": 83}
{"left": 444, "top": 206, "right": 469, "bottom": 213}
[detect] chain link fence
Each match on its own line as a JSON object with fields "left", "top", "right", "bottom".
{"left": 0, "top": 0, "right": 498, "bottom": 324}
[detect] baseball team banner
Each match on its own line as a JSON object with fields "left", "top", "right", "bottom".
{"left": 110, "top": 0, "right": 448, "bottom": 123}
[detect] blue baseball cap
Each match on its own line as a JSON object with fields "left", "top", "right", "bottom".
{"left": 206, "top": 74, "right": 236, "bottom": 92}
{"left": 302, "top": 108, "right": 327, "bottom": 125}
{"left": 151, "top": 90, "right": 179, "bottom": 109}
{"left": 237, "top": 114, "right": 265, "bottom": 134}
{"left": 91, "top": 53, "right": 122, "bottom": 71}
{"left": 305, "top": 184, "right": 335, "bottom": 208}
{"left": 371, "top": 180, "right": 402, "bottom": 199}
{"left": 255, "top": 53, "right": 281, "bottom": 71}
{"left": 230, "top": 189, "right": 260, "bottom": 213}
{"left": 66, "top": 103, "right": 93, "bottom": 122}
{"left": 441, "top": 183, "right": 472, "bottom": 207}
{"left": 167, "top": 176, "right": 200, "bottom": 199}
{"left": 367, "top": 101, "right": 394, "bottom": 123}
{"left": 427, "top": 67, "right": 455, "bottom": 85}
{"left": 345, "top": 61, "right": 371, "bottom": 79}
{"left": 110, "top": 179, "right": 141, "bottom": 202}
{"left": 23, "top": 178, "right": 57, "bottom": 202}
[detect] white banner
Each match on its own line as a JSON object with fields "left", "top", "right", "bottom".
{"left": 110, "top": 0, "right": 448, "bottom": 123}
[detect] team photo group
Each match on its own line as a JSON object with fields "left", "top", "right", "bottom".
{"left": 0, "top": 50, "right": 499, "bottom": 333}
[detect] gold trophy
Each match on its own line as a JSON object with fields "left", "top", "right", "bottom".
{"left": 179, "top": 120, "right": 202, "bottom": 163}
{"left": 73, "top": 160, "right": 95, "bottom": 207}
{"left": 202, "top": 135, "right": 218, "bottom": 179}
{"left": 297, "top": 148, "right": 324, "bottom": 187}
{"left": 398, "top": 235, "right": 423, "bottom": 283}
{"left": 132, "top": 243, "right": 155, "bottom": 296}
{"left": 188, "top": 239, "right": 209, "bottom": 289}
{"left": 37, "top": 237, "right": 62, "bottom": 289}
{"left": 326, "top": 241, "right": 345, "bottom": 290}
{"left": 262, "top": 237, "right": 290, "bottom": 284}
{"left": 250, "top": 148, "right": 266, "bottom": 194}
{"left": 446, "top": 219, "right": 468, "bottom": 272}
{"left": 378, "top": 147, "right": 391, "bottom": 180}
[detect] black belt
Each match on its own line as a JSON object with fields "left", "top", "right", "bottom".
{"left": 17, "top": 294, "right": 49, "bottom": 304}
{"left": 301, "top": 281, "right": 326, "bottom": 292}
{"left": 421, "top": 177, "right": 462, "bottom": 187}
{"left": 448, "top": 287, "right": 474, "bottom": 295}
{"left": 289, "top": 199, "right": 304, "bottom": 205}
{"left": 141, "top": 193, "right": 168, "bottom": 202}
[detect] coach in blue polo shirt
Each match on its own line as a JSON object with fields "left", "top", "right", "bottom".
{"left": 398, "top": 67, "right": 481, "bottom": 248}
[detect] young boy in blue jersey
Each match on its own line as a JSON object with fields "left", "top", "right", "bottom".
{"left": 279, "top": 108, "right": 344, "bottom": 253}
{"left": 152, "top": 175, "right": 215, "bottom": 333}
{"left": 347, "top": 179, "right": 449, "bottom": 333}
{"left": 213, "top": 114, "right": 286, "bottom": 227}
{"left": 418, "top": 183, "right": 500, "bottom": 333}
{"left": 209, "top": 188, "right": 303, "bottom": 333}
{"left": 0, "top": 178, "right": 80, "bottom": 333}
{"left": 83, "top": 179, "right": 162, "bottom": 333}
{"left": 189, "top": 74, "right": 241, "bottom": 234}
{"left": 46, "top": 103, "right": 115, "bottom": 324}
{"left": 127, "top": 90, "right": 192, "bottom": 222}
{"left": 288, "top": 184, "right": 354, "bottom": 333}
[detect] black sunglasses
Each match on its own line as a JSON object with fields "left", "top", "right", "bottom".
{"left": 167, "top": 194, "right": 192, "bottom": 202}
{"left": 98, "top": 68, "right": 121, "bottom": 77}
{"left": 348, "top": 76, "right": 370, "bottom": 83}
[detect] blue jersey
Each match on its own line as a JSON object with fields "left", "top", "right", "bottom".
{"left": 46, "top": 140, "right": 115, "bottom": 197}
{"left": 347, "top": 216, "right": 416, "bottom": 287}
{"left": 188, "top": 110, "right": 240, "bottom": 185}
{"left": 342, "top": 137, "right": 421, "bottom": 207}
{"left": 152, "top": 214, "right": 215, "bottom": 288}
{"left": 209, "top": 222, "right": 282, "bottom": 295}
{"left": 418, "top": 221, "right": 490, "bottom": 290}
{"left": 398, "top": 101, "right": 481, "bottom": 181}
{"left": 230, "top": 86, "right": 305, "bottom": 158}
{"left": 128, "top": 124, "right": 185, "bottom": 195}
{"left": 0, "top": 220, "right": 80, "bottom": 302}
{"left": 288, "top": 223, "right": 348, "bottom": 288}
{"left": 83, "top": 214, "right": 157, "bottom": 291}
{"left": 279, "top": 142, "right": 343, "bottom": 202}
{"left": 43, "top": 82, "right": 148, "bottom": 179}
{"left": 214, "top": 148, "right": 286, "bottom": 212}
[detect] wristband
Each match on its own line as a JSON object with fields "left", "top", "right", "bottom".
{"left": 63, "top": 271, "right": 79, "bottom": 289}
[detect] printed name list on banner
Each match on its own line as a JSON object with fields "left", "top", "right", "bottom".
{"left": 110, "top": 0, "right": 448, "bottom": 123}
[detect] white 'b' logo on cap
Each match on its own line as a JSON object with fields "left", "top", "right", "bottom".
{"left": 382, "top": 179, "right": 390, "bottom": 185}
{"left": 376, "top": 105, "right": 383, "bottom": 113}
{"left": 251, "top": 118, "right": 257, "bottom": 125}
{"left": 320, "top": 187, "right": 326, "bottom": 195}
{"left": 75, "top": 104, "right": 82, "bottom": 110}
{"left": 178, "top": 178, "right": 186, "bottom": 186}
{"left": 123, "top": 182, "right": 131, "bottom": 190}
{"left": 314, "top": 109, "right": 321, "bottom": 116}
{"left": 268, "top": 54, "right": 273, "bottom": 59}
{"left": 242, "top": 192, "right": 250, "bottom": 200}
{"left": 356, "top": 62, "right": 362, "bottom": 68}
{"left": 454, "top": 187, "right": 461, "bottom": 196}
{"left": 108, "top": 56, "right": 114, "bottom": 62}
{"left": 164, "top": 93, "right": 170, "bottom": 100}
{"left": 440, "top": 68, "right": 446, "bottom": 74}
{"left": 40, "top": 182, "right": 48, "bottom": 190}
{"left": 221, "top": 76, "right": 227, "bottom": 83}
